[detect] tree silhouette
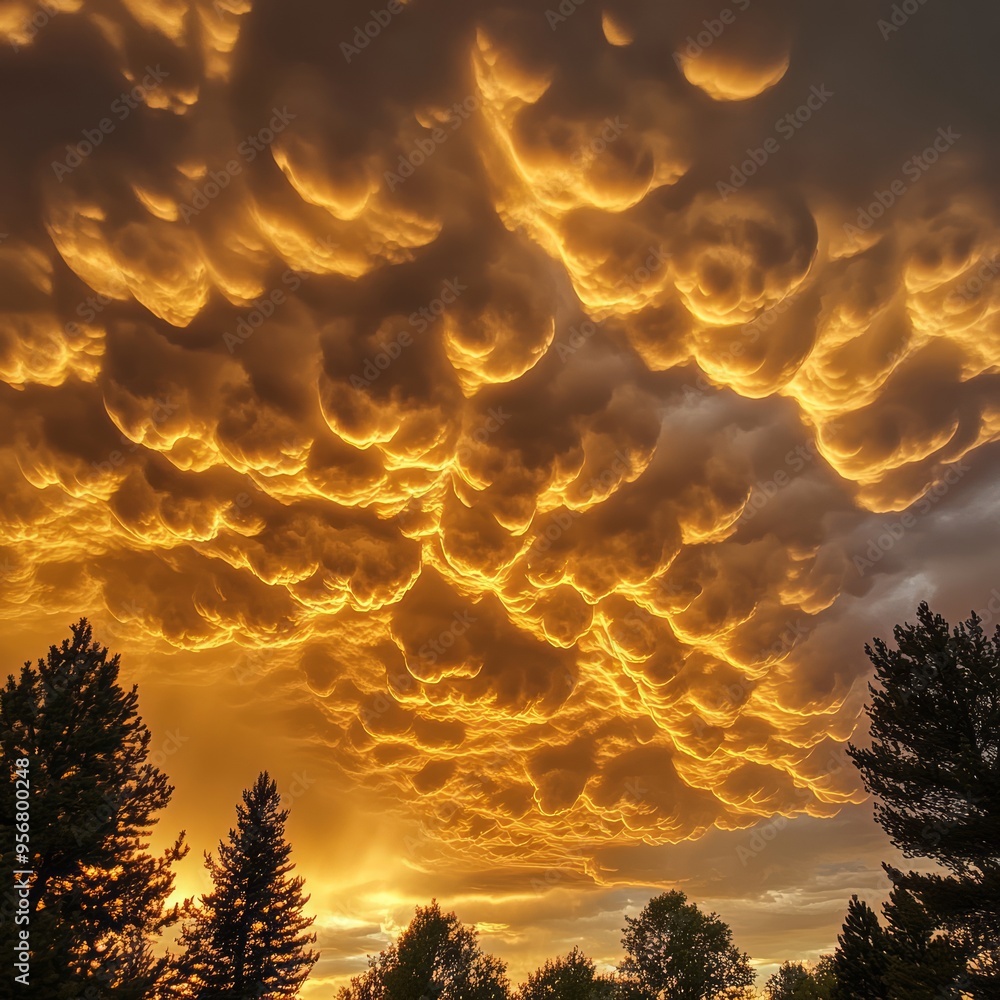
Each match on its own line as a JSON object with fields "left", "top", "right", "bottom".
{"left": 847, "top": 603, "right": 1000, "bottom": 980}
{"left": 831, "top": 896, "right": 888, "bottom": 1000}
{"left": 617, "top": 890, "right": 755, "bottom": 1000}
{"left": 337, "top": 900, "right": 509, "bottom": 1000}
{"left": 764, "top": 959, "right": 834, "bottom": 999}
{"left": 516, "top": 946, "right": 615, "bottom": 1000}
{"left": 882, "top": 885, "right": 965, "bottom": 999}
{"left": 175, "top": 771, "right": 317, "bottom": 999}
{"left": 0, "top": 618, "right": 186, "bottom": 997}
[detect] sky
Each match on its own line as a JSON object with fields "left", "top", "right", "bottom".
{"left": 1, "top": 0, "right": 999, "bottom": 994}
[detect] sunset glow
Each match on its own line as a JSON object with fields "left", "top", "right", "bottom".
{"left": 1, "top": 0, "right": 998, "bottom": 994}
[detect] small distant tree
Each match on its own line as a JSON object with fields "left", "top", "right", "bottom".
{"left": 765, "top": 959, "right": 834, "bottom": 999}
{"left": 0, "top": 619, "right": 186, "bottom": 997}
{"left": 831, "top": 896, "right": 889, "bottom": 1000}
{"left": 338, "top": 900, "right": 509, "bottom": 1000}
{"left": 765, "top": 962, "right": 811, "bottom": 1000}
{"left": 847, "top": 603, "right": 999, "bottom": 958}
{"left": 176, "top": 771, "right": 318, "bottom": 998}
{"left": 517, "top": 946, "right": 615, "bottom": 1000}
{"left": 617, "top": 891, "right": 755, "bottom": 1000}
{"left": 810, "top": 957, "right": 836, "bottom": 998}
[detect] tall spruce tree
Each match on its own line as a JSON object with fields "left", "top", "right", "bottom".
{"left": 0, "top": 619, "right": 186, "bottom": 998}
{"left": 176, "top": 771, "right": 317, "bottom": 999}
{"left": 847, "top": 603, "right": 1000, "bottom": 980}
{"left": 831, "top": 896, "right": 889, "bottom": 1000}
{"left": 882, "top": 885, "right": 965, "bottom": 999}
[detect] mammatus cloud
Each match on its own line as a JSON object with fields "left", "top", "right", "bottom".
{"left": 1, "top": 0, "right": 998, "bottom": 991}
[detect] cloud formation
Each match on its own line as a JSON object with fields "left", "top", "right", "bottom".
{"left": 1, "top": 0, "right": 999, "bottom": 990}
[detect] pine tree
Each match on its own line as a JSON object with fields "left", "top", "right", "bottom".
{"left": 847, "top": 603, "right": 1000, "bottom": 985}
{"left": 176, "top": 771, "right": 318, "bottom": 999}
{"left": 0, "top": 619, "right": 186, "bottom": 998}
{"left": 337, "top": 900, "right": 509, "bottom": 1000}
{"left": 831, "top": 896, "right": 889, "bottom": 1000}
{"left": 882, "top": 886, "right": 965, "bottom": 999}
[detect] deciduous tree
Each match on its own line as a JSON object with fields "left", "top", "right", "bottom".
{"left": 764, "top": 959, "right": 834, "bottom": 999}
{"left": 517, "top": 946, "right": 615, "bottom": 1000}
{"left": 617, "top": 890, "right": 755, "bottom": 1000}
{"left": 338, "top": 900, "right": 509, "bottom": 1000}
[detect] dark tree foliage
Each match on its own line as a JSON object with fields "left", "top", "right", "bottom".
{"left": 337, "top": 900, "right": 509, "bottom": 1000}
{"left": 810, "top": 957, "right": 836, "bottom": 998}
{"left": 616, "top": 890, "right": 755, "bottom": 1000}
{"left": 516, "top": 946, "right": 616, "bottom": 1000}
{"left": 764, "top": 959, "right": 834, "bottom": 999}
{"left": 847, "top": 603, "right": 1000, "bottom": 976}
{"left": 831, "top": 896, "right": 889, "bottom": 1000}
{"left": 175, "top": 771, "right": 318, "bottom": 999}
{"left": 0, "top": 619, "right": 186, "bottom": 998}
{"left": 882, "top": 886, "right": 966, "bottom": 999}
